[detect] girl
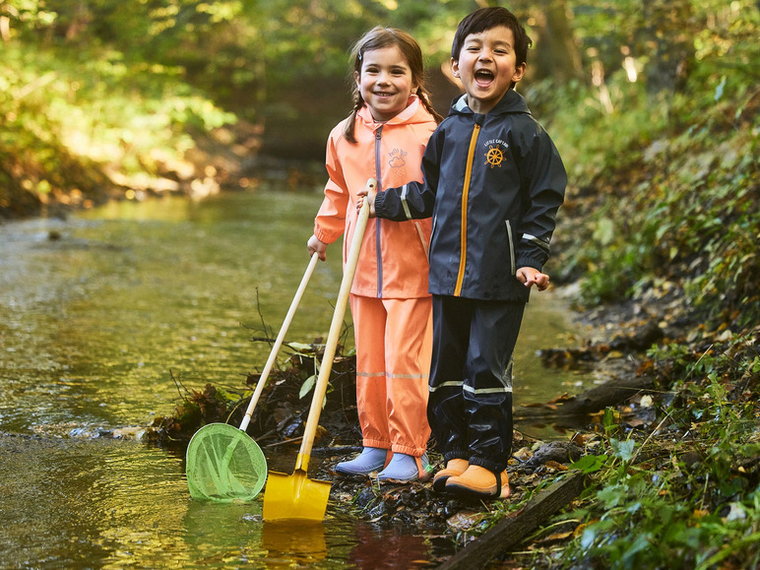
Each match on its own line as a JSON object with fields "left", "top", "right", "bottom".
{"left": 307, "top": 27, "right": 443, "bottom": 482}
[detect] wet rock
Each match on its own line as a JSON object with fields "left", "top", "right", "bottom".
{"left": 355, "top": 487, "right": 377, "bottom": 510}
{"left": 609, "top": 320, "right": 664, "bottom": 351}
{"left": 447, "top": 510, "right": 485, "bottom": 532}
{"left": 367, "top": 501, "right": 387, "bottom": 519}
{"left": 398, "top": 489, "right": 415, "bottom": 507}
{"left": 520, "top": 441, "right": 584, "bottom": 472}
{"left": 444, "top": 500, "right": 461, "bottom": 517}
{"left": 679, "top": 450, "right": 704, "bottom": 469}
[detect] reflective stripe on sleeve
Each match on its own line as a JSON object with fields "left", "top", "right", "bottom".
{"left": 522, "top": 233, "right": 551, "bottom": 253}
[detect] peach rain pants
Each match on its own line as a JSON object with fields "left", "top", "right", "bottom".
{"left": 349, "top": 294, "right": 432, "bottom": 457}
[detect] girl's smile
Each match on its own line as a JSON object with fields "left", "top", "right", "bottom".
{"left": 356, "top": 45, "right": 416, "bottom": 122}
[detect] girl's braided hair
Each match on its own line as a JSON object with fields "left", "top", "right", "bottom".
{"left": 344, "top": 26, "right": 443, "bottom": 143}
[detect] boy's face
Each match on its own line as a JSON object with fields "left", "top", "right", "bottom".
{"left": 451, "top": 25, "right": 525, "bottom": 115}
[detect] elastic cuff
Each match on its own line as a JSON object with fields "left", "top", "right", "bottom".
{"left": 469, "top": 456, "right": 507, "bottom": 474}
{"left": 391, "top": 443, "right": 427, "bottom": 456}
{"left": 313, "top": 226, "right": 338, "bottom": 245}
{"left": 363, "top": 437, "right": 390, "bottom": 449}
{"left": 373, "top": 192, "right": 387, "bottom": 216}
{"left": 515, "top": 256, "right": 543, "bottom": 271}
{"left": 444, "top": 451, "right": 469, "bottom": 463}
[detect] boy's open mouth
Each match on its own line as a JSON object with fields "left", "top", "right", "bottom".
{"left": 474, "top": 69, "right": 494, "bottom": 86}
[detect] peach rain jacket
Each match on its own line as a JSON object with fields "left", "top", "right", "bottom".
{"left": 313, "top": 97, "right": 435, "bottom": 299}
{"left": 313, "top": 96, "right": 436, "bottom": 456}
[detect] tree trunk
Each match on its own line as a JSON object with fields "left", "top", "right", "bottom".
{"left": 529, "top": 0, "right": 584, "bottom": 83}
{"left": 640, "top": 0, "right": 694, "bottom": 94}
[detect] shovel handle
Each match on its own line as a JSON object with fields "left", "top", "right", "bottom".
{"left": 294, "top": 178, "right": 376, "bottom": 471}
{"left": 239, "top": 252, "right": 320, "bottom": 432}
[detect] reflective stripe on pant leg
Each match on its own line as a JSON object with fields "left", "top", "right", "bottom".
{"left": 428, "top": 295, "right": 472, "bottom": 463}
{"left": 382, "top": 296, "right": 433, "bottom": 456}
{"left": 463, "top": 300, "right": 525, "bottom": 473}
{"left": 350, "top": 294, "right": 390, "bottom": 449}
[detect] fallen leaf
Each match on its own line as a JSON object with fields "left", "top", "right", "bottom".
{"left": 513, "top": 447, "right": 533, "bottom": 461}
{"left": 544, "top": 530, "right": 575, "bottom": 541}
{"left": 547, "top": 393, "right": 574, "bottom": 404}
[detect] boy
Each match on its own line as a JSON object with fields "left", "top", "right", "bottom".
{"left": 360, "top": 7, "right": 566, "bottom": 499}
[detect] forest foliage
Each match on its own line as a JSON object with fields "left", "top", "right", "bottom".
{"left": 6, "top": 0, "right": 754, "bottom": 332}
{"left": 1, "top": 1, "right": 758, "bottom": 567}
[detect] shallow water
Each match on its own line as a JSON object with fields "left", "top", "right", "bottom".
{"left": 0, "top": 190, "right": 591, "bottom": 567}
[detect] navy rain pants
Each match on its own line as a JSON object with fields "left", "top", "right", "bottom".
{"left": 428, "top": 295, "right": 525, "bottom": 473}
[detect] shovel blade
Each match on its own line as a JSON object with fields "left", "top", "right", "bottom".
{"left": 263, "top": 469, "right": 331, "bottom": 521}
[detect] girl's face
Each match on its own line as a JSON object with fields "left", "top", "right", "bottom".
{"left": 355, "top": 45, "right": 416, "bottom": 122}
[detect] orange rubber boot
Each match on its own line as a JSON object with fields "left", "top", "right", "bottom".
{"left": 432, "top": 458, "right": 469, "bottom": 492}
{"left": 444, "top": 465, "right": 510, "bottom": 499}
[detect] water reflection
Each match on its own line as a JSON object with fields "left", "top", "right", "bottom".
{"left": 261, "top": 521, "right": 327, "bottom": 566}
{"left": 181, "top": 501, "right": 267, "bottom": 566}
{"left": 347, "top": 525, "right": 432, "bottom": 569}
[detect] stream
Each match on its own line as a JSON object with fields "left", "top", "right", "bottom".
{"left": 0, "top": 189, "right": 593, "bottom": 568}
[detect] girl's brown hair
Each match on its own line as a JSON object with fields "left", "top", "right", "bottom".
{"left": 344, "top": 26, "right": 443, "bottom": 143}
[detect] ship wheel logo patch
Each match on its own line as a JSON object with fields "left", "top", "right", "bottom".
{"left": 485, "top": 145, "right": 506, "bottom": 168}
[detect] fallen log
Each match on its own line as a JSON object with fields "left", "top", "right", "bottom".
{"left": 437, "top": 470, "right": 587, "bottom": 570}
{"left": 555, "top": 374, "right": 653, "bottom": 415}
{"left": 516, "top": 373, "right": 654, "bottom": 418}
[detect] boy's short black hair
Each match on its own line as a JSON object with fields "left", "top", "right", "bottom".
{"left": 451, "top": 7, "right": 532, "bottom": 66}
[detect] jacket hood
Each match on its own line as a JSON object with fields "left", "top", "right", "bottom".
{"left": 451, "top": 89, "right": 531, "bottom": 116}
{"left": 356, "top": 95, "right": 433, "bottom": 128}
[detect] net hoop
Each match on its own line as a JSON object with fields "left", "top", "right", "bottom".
{"left": 186, "top": 422, "right": 267, "bottom": 502}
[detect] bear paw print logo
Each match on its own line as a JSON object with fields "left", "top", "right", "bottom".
{"left": 388, "top": 148, "right": 407, "bottom": 168}
{"left": 485, "top": 145, "right": 505, "bottom": 168}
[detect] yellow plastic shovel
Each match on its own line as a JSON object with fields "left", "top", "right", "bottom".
{"left": 263, "top": 178, "right": 376, "bottom": 521}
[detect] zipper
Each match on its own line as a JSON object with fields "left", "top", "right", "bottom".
{"left": 453, "top": 123, "right": 481, "bottom": 296}
{"left": 505, "top": 220, "right": 516, "bottom": 276}
{"left": 430, "top": 213, "right": 438, "bottom": 259}
{"left": 374, "top": 126, "right": 383, "bottom": 298}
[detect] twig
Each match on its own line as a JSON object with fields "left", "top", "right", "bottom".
{"left": 630, "top": 409, "right": 672, "bottom": 463}
{"left": 253, "top": 287, "right": 273, "bottom": 347}
{"left": 14, "top": 71, "right": 57, "bottom": 99}
{"left": 685, "top": 344, "right": 714, "bottom": 381}
{"left": 263, "top": 436, "right": 303, "bottom": 448}
{"left": 169, "top": 368, "right": 189, "bottom": 401}
{"left": 225, "top": 397, "right": 247, "bottom": 424}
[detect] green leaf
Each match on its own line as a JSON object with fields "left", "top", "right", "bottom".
{"left": 593, "top": 217, "right": 615, "bottom": 246}
{"left": 580, "top": 527, "right": 597, "bottom": 550}
{"left": 602, "top": 407, "right": 617, "bottom": 431}
{"left": 714, "top": 76, "right": 726, "bottom": 101}
{"left": 571, "top": 454, "right": 609, "bottom": 474}
{"left": 597, "top": 483, "right": 627, "bottom": 508}
{"left": 299, "top": 374, "right": 316, "bottom": 399}
{"left": 287, "top": 342, "right": 313, "bottom": 352}
{"left": 611, "top": 438, "right": 636, "bottom": 462}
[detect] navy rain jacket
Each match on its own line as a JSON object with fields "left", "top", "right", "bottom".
{"left": 375, "top": 89, "right": 567, "bottom": 302}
